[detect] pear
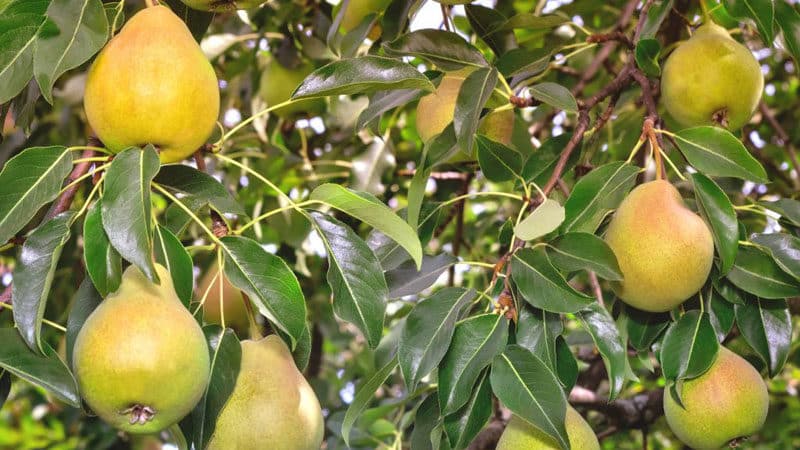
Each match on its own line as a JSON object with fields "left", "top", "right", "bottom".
{"left": 664, "top": 347, "right": 769, "bottom": 449}
{"left": 259, "top": 58, "right": 325, "bottom": 119}
{"left": 83, "top": 6, "right": 220, "bottom": 163}
{"left": 661, "top": 22, "right": 763, "bottom": 130}
{"left": 497, "top": 407, "right": 600, "bottom": 450}
{"left": 337, "top": 0, "right": 391, "bottom": 38}
{"left": 73, "top": 264, "right": 210, "bottom": 433}
{"left": 199, "top": 262, "right": 250, "bottom": 336}
{"left": 207, "top": 336, "right": 324, "bottom": 450}
{"left": 416, "top": 71, "right": 514, "bottom": 145}
{"left": 604, "top": 180, "right": 714, "bottom": 312}
{"left": 180, "top": 0, "right": 263, "bottom": 12}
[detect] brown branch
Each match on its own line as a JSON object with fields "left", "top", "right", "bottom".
{"left": 587, "top": 31, "right": 633, "bottom": 48}
{"left": 758, "top": 101, "right": 800, "bottom": 189}
{"left": 448, "top": 173, "right": 473, "bottom": 286}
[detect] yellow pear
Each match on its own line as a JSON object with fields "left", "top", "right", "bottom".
{"left": 207, "top": 336, "right": 324, "bottom": 450}
{"left": 604, "top": 180, "right": 714, "bottom": 312}
{"left": 83, "top": 6, "right": 220, "bottom": 163}
{"left": 259, "top": 58, "right": 325, "bottom": 119}
{"left": 199, "top": 263, "right": 250, "bottom": 336}
{"left": 664, "top": 347, "right": 769, "bottom": 449}
{"left": 179, "top": 0, "right": 263, "bottom": 12}
{"left": 497, "top": 407, "right": 600, "bottom": 450}
{"left": 661, "top": 22, "right": 763, "bottom": 130}
{"left": 73, "top": 264, "right": 210, "bottom": 433}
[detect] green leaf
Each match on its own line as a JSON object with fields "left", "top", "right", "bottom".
{"left": 751, "top": 233, "right": 800, "bottom": 281}
{"left": 154, "top": 165, "right": 246, "bottom": 216}
{"left": 292, "top": 56, "right": 434, "bottom": 99}
{"left": 475, "top": 135, "right": 523, "bottom": 182}
{"left": 548, "top": 232, "right": 623, "bottom": 281}
{"left": 760, "top": 198, "right": 800, "bottom": 227}
{"left": 624, "top": 306, "right": 670, "bottom": 351}
{"left": 65, "top": 278, "right": 101, "bottom": 370}
{"left": 439, "top": 314, "right": 508, "bottom": 414}
{"left": 554, "top": 337, "right": 578, "bottom": 392}
{"left": 357, "top": 88, "right": 423, "bottom": 131}
{"left": 660, "top": 310, "right": 719, "bottom": 383}
{"left": 220, "top": 236, "right": 307, "bottom": 348}
{"left": 709, "top": 290, "right": 735, "bottom": 341}
{"left": 410, "top": 394, "right": 445, "bottom": 450}
{"left": 162, "top": 0, "right": 213, "bottom": 42}
{"left": 12, "top": 212, "right": 74, "bottom": 353}
{"left": 399, "top": 287, "right": 474, "bottom": 390}
{"left": 522, "top": 133, "right": 581, "bottom": 186}
{"left": 0, "top": 146, "right": 72, "bottom": 246}
{"left": 529, "top": 82, "right": 578, "bottom": 112}
{"left": 726, "top": 245, "right": 800, "bottom": 298}
{"left": 495, "top": 47, "right": 551, "bottom": 78}
{"left": 342, "top": 356, "right": 398, "bottom": 446}
{"left": 465, "top": 5, "right": 516, "bottom": 56}
{"left": 691, "top": 173, "right": 738, "bottom": 275}
{"left": 310, "top": 183, "right": 422, "bottom": 268}
{"left": 775, "top": 1, "right": 800, "bottom": 64}
{"left": 634, "top": 39, "right": 661, "bottom": 77}
{"left": 723, "top": 0, "right": 775, "bottom": 44}
{"left": 672, "top": 127, "right": 768, "bottom": 182}
{"left": 386, "top": 253, "right": 457, "bottom": 299}
{"left": 186, "top": 326, "right": 241, "bottom": 449}
{"left": 511, "top": 247, "right": 593, "bottom": 314}
{"left": 310, "top": 212, "right": 387, "bottom": 349}
{"left": 443, "top": 372, "right": 492, "bottom": 450}
{"left": 83, "top": 199, "right": 121, "bottom": 296}
{"left": 577, "top": 303, "right": 628, "bottom": 400}
{"left": 498, "top": 14, "right": 567, "bottom": 31}
{"left": 383, "top": 29, "right": 487, "bottom": 70}
{"left": 514, "top": 199, "right": 564, "bottom": 241}
{"left": 490, "top": 345, "right": 569, "bottom": 450}
{"left": 516, "top": 306, "right": 562, "bottom": 369}
{"left": 0, "top": 0, "right": 48, "bottom": 103}
{"left": 734, "top": 297, "right": 791, "bottom": 377}
{"left": 33, "top": 0, "right": 108, "bottom": 103}
{"left": 639, "top": 0, "right": 674, "bottom": 39}
{"left": 101, "top": 146, "right": 160, "bottom": 283}
{"left": 562, "top": 161, "right": 640, "bottom": 233}
{"left": 0, "top": 328, "right": 79, "bottom": 407}
{"left": 454, "top": 68, "right": 497, "bottom": 154}
{"left": 368, "top": 204, "right": 441, "bottom": 271}
{"left": 0, "top": 371, "right": 10, "bottom": 410}
{"left": 154, "top": 225, "right": 194, "bottom": 307}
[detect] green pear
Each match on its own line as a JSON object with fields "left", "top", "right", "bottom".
{"left": 336, "top": 0, "right": 391, "bottom": 37}
{"left": 207, "top": 336, "right": 324, "bottom": 450}
{"left": 83, "top": 6, "right": 220, "bottom": 163}
{"left": 497, "top": 407, "right": 600, "bottom": 450}
{"left": 416, "top": 71, "right": 514, "bottom": 145}
{"left": 259, "top": 58, "right": 325, "bottom": 119}
{"left": 73, "top": 264, "right": 210, "bottom": 433}
{"left": 664, "top": 347, "right": 769, "bottom": 449}
{"left": 179, "top": 0, "right": 263, "bottom": 12}
{"left": 604, "top": 180, "right": 714, "bottom": 312}
{"left": 199, "top": 262, "right": 250, "bottom": 336}
{"left": 661, "top": 22, "right": 763, "bottom": 130}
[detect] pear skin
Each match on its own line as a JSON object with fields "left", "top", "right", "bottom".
{"left": 604, "top": 180, "right": 714, "bottom": 312}
{"left": 73, "top": 264, "right": 210, "bottom": 433}
{"left": 207, "top": 336, "right": 324, "bottom": 450}
{"left": 497, "top": 407, "right": 600, "bottom": 450}
{"left": 661, "top": 23, "right": 763, "bottom": 130}
{"left": 83, "top": 6, "right": 220, "bottom": 163}
{"left": 199, "top": 263, "right": 250, "bottom": 336}
{"left": 664, "top": 347, "right": 769, "bottom": 449}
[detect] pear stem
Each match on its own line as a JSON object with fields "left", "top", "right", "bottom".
{"left": 699, "top": 0, "right": 711, "bottom": 23}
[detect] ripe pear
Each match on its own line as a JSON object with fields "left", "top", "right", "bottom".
{"left": 199, "top": 263, "right": 250, "bottom": 335}
{"left": 179, "top": 0, "right": 262, "bottom": 12}
{"left": 83, "top": 6, "right": 220, "bottom": 163}
{"left": 259, "top": 58, "right": 325, "bottom": 119}
{"left": 604, "top": 180, "right": 714, "bottom": 312}
{"left": 416, "top": 72, "right": 514, "bottom": 145}
{"left": 497, "top": 407, "right": 600, "bottom": 450}
{"left": 661, "top": 22, "right": 763, "bottom": 130}
{"left": 207, "top": 336, "right": 324, "bottom": 450}
{"left": 664, "top": 347, "right": 769, "bottom": 449}
{"left": 73, "top": 264, "right": 210, "bottom": 434}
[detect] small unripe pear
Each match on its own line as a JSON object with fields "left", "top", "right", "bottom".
{"left": 84, "top": 6, "right": 220, "bottom": 163}
{"left": 661, "top": 23, "right": 763, "bottom": 130}
{"left": 207, "top": 336, "right": 324, "bottom": 450}
{"left": 180, "top": 0, "right": 263, "bottom": 12}
{"left": 73, "top": 264, "right": 210, "bottom": 433}
{"left": 198, "top": 263, "right": 249, "bottom": 335}
{"left": 497, "top": 407, "right": 600, "bottom": 450}
{"left": 664, "top": 347, "right": 769, "bottom": 449}
{"left": 604, "top": 180, "right": 714, "bottom": 312}
{"left": 259, "top": 58, "right": 325, "bottom": 119}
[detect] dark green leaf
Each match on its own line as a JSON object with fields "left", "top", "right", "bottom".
{"left": 0, "top": 0, "right": 48, "bottom": 103}
{"left": 709, "top": 290, "right": 736, "bottom": 341}
{"left": 516, "top": 306, "right": 562, "bottom": 368}
{"left": 724, "top": 0, "right": 775, "bottom": 44}
{"left": 625, "top": 306, "right": 670, "bottom": 352}
{"left": 639, "top": 0, "right": 674, "bottom": 39}
{"left": 83, "top": 199, "right": 121, "bottom": 296}
{"left": 12, "top": 212, "right": 74, "bottom": 353}
{"left": 443, "top": 372, "right": 492, "bottom": 450}
{"left": 554, "top": 336, "right": 578, "bottom": 392}
{"left": 562, "top": 161, "right": 640, "bottom": 233}
{"left": 154, "top": 165, "right": 246, "bottom": 216}
{"left": 634, "top": 39, "right": 661, "bottom": 77}
{"left": 465, "top": 5, "right": 516, "bottom": 56}
{"left": 760, "top": 198, "right": 800, "bottom": 227}
{"left": 383, "top": 29, "right": 486, "bottom": 70}
{"left": 672, "top": 127, "right": 768, "bottom": 182}
{"left": 0, "top": 371, "right": 10, "bottom": 409}
{"left": 495, "top": 47, "right": 551, "bottom": 78}
{"left": 548, "top": 232, "right": 623, "bottom": 280}
{"left": 162, "top": 0, "right": 213, "bottom": 41}
{"left": 342, "top": 356, "right": 398, "bottom": 446}
{"left": 154, "top": 225, "right": 193, "bottom": 307}
{"left": 399, "top": 287, "right": 474, "bottom": 390}
{"left": 691, "top": 173, "right": 738, "bottom": 275}
{"left": 454, "top": 68, "right": 497, "bottom": 154}
{"left": 775, "top": 1, "right": 800, "bottom": 64}
{"left": 751, "top": 233, "right": 800, "bottom": 281}
{"left": 102, "top": 146, "right": 160, "bottom": 283}
{"left": 660, "top": 310, "right": 719, "bottom": 383}
{"left": 367, "top": 205, "right": 440, "bottom": 271}
{"left": 357, "top": 88, "right": 423, "bottom": 131}
{"left": 522, "top": 133, "right": 580, "bottom": 186}
{"left": 65, "top": 278, "right": 101, "bottom": 370}
{"left": 0, "top": 146, "right": 72, "bottom": 246}
{"left": 475, "top": 135, "right": 523, "bottom": 182}
{"left": 734, "top": 297, "right": 791, "bottom": 377}
{"left": 439, "top": 314, "right": 508, "bottom": 414}
{"left": 578, "top": 303, "right": 628, "bottom": 400}
{"left": 511, "top": 247, "right": 593, "bottom": 314}
{"left": 410, "top": 394, "right": 441, "bottom": 450}
{"left": 386, "top": 253, "right": 457, "bottom": 299}
{"left": 529, "top": 82, "right": 578, "bottom": 112}
{"left": 727, "top": 245, "right": 800, "bottom": 298}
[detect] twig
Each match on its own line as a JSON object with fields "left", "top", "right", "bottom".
{"left": 448, "top": 173, "right": 474, "bottom": 286}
